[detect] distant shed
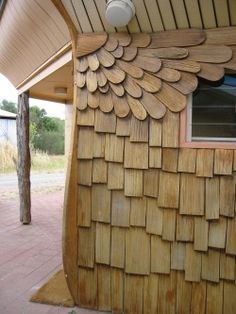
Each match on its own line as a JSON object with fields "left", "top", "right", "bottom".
{"left": 0, "top": 109, "right": 17, "bottom": 145}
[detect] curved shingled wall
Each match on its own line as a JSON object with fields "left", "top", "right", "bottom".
{"left": 65, "top": 28, "right": 236, "bottom": 313}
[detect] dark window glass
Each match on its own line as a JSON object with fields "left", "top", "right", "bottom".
{"left": 0, "top": 0, "right": 6, "bottom": 19}
{"left": 192, "top": 75, "right": 236, "bottom": 140}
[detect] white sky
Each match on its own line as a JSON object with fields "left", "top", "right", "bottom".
{"left": 0, "top": 74, "right": 65, "bottom": 119}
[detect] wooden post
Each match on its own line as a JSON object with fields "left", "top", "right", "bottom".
{"left": 17, "top": 91, "right": 31, "bottom": 224}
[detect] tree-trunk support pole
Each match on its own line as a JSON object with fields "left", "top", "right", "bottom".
{"left": 17, "top": 91, "right": 31, "bottom": 224}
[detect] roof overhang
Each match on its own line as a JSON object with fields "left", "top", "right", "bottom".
{"left": 17, "top": 45, "right": 73, "bottom": 104}
{"left": 0, "top": 0, "right": 71, "bottom": 88}
{"left": 28, "top": 57, "right": 73, "bottom": 104}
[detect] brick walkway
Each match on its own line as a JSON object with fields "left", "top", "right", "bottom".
{"left": 0, "top": 191, "right": 103, "bottom": 314}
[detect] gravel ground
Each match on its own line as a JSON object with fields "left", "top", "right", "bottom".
{"left": 0, "top": 172, "right": 65, "bottom": 200}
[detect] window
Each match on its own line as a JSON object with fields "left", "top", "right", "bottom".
{"left": 187, "top": 75, "right": 236, "bottom": 142}
{"left": 0, "top": 0, "right": 6, "bottom": 20}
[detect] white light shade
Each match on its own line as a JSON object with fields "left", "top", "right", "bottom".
{"left": 105, "top": 0, "right": 135, "bottom": 27}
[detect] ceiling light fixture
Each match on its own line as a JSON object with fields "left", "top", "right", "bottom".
{"left": 105, "top": 0, "right": 135, "bottom": 27}
{"left": 54, "top": 87, "right": 67, "bottom": 96}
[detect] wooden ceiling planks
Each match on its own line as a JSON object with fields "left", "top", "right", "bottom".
{"left": 199, "top": 0, "right": 217, "bottom": 29}
{"left": 213, "top": 0, "right": 230, "bottom": 27}
{"left": 62, "top": 0, "right": 236, "bottom": 34}
{"left": 143, "top": 0, "right": 164, "bottom": 32}
{"left": 61, "top": 0, "right": 82, "bottom": 33}
{"left": 229, "top": 0, "right": 236, "bottom": 25}
{"left": 71, "top": 0, "right": 93, "bottom": 33}
{"left": 132, "top": 0, "right": 152, "bottom": 33}
{"left": 127, "top": 15, "right": 141, "bottom": 34}
{"left": 0, "top": 0, "right": 71, "bottom": 87}
{"left": 156, "top": 0, "right": 176, "bottom": 30}
{"left": 25, "top": 0, "right": 68, "bottom": 46}
{"left": 93, "top": 0, "right": 116, "bottom": 33}
{"left": 170, "top": 0, "right": 189, "bottom": 29}
{"left": 184, "top": 0, "right": 203, "bottom": 28}
{"left": 82, "top": 0, "right": 104, "bottom": 32}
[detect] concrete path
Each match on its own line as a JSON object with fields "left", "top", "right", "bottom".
{"left": 0, "top": 190, "right": 104, "bottom": 314}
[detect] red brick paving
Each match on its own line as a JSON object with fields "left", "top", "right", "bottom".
{"left": 0, "top": 191, "right": 104, "bottom": 314}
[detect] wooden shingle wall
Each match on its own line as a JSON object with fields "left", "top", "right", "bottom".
{"left": 73, "top": 28, "right": 236, "bottom": 313}
{"left": 76, "top": 109, "right": 236, "bottom": 313}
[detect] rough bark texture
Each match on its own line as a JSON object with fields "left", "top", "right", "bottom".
{"left": 17, "top": 92, "right": 31, "bottom": 224}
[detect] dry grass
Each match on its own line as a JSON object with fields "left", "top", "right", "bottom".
{"left": 0, "top": 141, "right": 17, "bottom": 173}
{"left": 0, "top": 142, "right": 65, "bottom": 173}
{"left": 31, "top": 150, "right": 65, "bottom": 172}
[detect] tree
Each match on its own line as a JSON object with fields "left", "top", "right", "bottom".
{"left": 0, "top": 101, "right": 65, "bottom": 154}
{"left": 0, "top": 99, "right": 17, "bottom": 113}
{"left": 30, "top": 106, "right": 47, "bottom": 131}
{"left": 29, "top": 106, "right": 65, "bottom": 155}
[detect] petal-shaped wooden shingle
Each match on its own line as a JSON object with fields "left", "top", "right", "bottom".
{"left": 169, "top": 72, "right": 198, "bottom": 95}
{"left": 87, "top": 53, "right": 100, "bottom": 71}
{"left": 162, "top": 59, "right": 201, "bottom": 73}
{"left": 127, "top": 95, "right": 147, "bottom": 121}
{"left": 111, "top": 45, "right": 124, "bottom": 59}
{"left": 77, "top": 32, "right": 108, "bottom": 57}
{"left": 109, "top": 82, "right": 125, "bottom": 97}
{"left": 155, "top": 83, "right": 187, "bottom": 113}
{"left": 77, "top": 56, "right": 89, "bottom": 72}
{"left": 141, "top": 91, "right": 166, "bottom": 119}
{"left": 97, "top": 48, "right": 115, "bottom": 67}
{"left": 77, "top": 72, "right": 86, "bottom": 88}
{"left": 130, "top": 33, "right": 151, "bottom": 48}
{"left": 77, "top": 88, "right": 88, "bottom": 110}
{"left": 197, "top": 63, "right": 225, "bottom": 81}
{"left": 99, "top": 92, "right": 113, "bottom": 113}
{"left": 102, "top": 66, "right": 126, "bottom": 84}
{"left": 86, "top": 70, "right": 98, "bottom": 93}
{"left": 104, "top": 37, "right": 118, "bottom": 52}
{"left": 155, "top": 67, "right": 181, "bottom": 82}
{"left": 116, "top": 59, "right": 143, "bottom": 79}
{"left": 76, "top": 29, "right": 236, "bottom": 121}
{"left": 132, "top": 56, "right": 162, "bottom": 73}
{"left": 135, "top": 73, "right": 162, "bottom": 93}
{"left": 99, "top": 84, "right": 109, "bottom": 94}
{"left": 139, "top": 47, "right": 188, "bottom": 59}
{"left": 88, "top": 91, "right": 99, "bottom": 109}
{"left": 110, "top": 33, "right": 131, "bottom": 47}
{"left": 123, "top": 76, "right": 142, "bottom": 98}
{"left": 112, "top": 94, "right": 130, "bottom": 118}
{"left": 150, "top": 29, "right": 206, "bottom": 48}
{"left": 122, "top": 47, "right": 138, "bottom": 61}
{"left": 96, "top": 70, "right": 107, "bottom": 87}
{"left": 188, "top": 45, "right": 232, "bottom": 63}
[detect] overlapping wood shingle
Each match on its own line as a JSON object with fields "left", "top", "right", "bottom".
{"left": 73, "top": 27, "right": 236, "bottom": 312}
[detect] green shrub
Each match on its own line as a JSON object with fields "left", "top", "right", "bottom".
{"left": 31, "top": 130, "right": 64, "bottom": 155}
